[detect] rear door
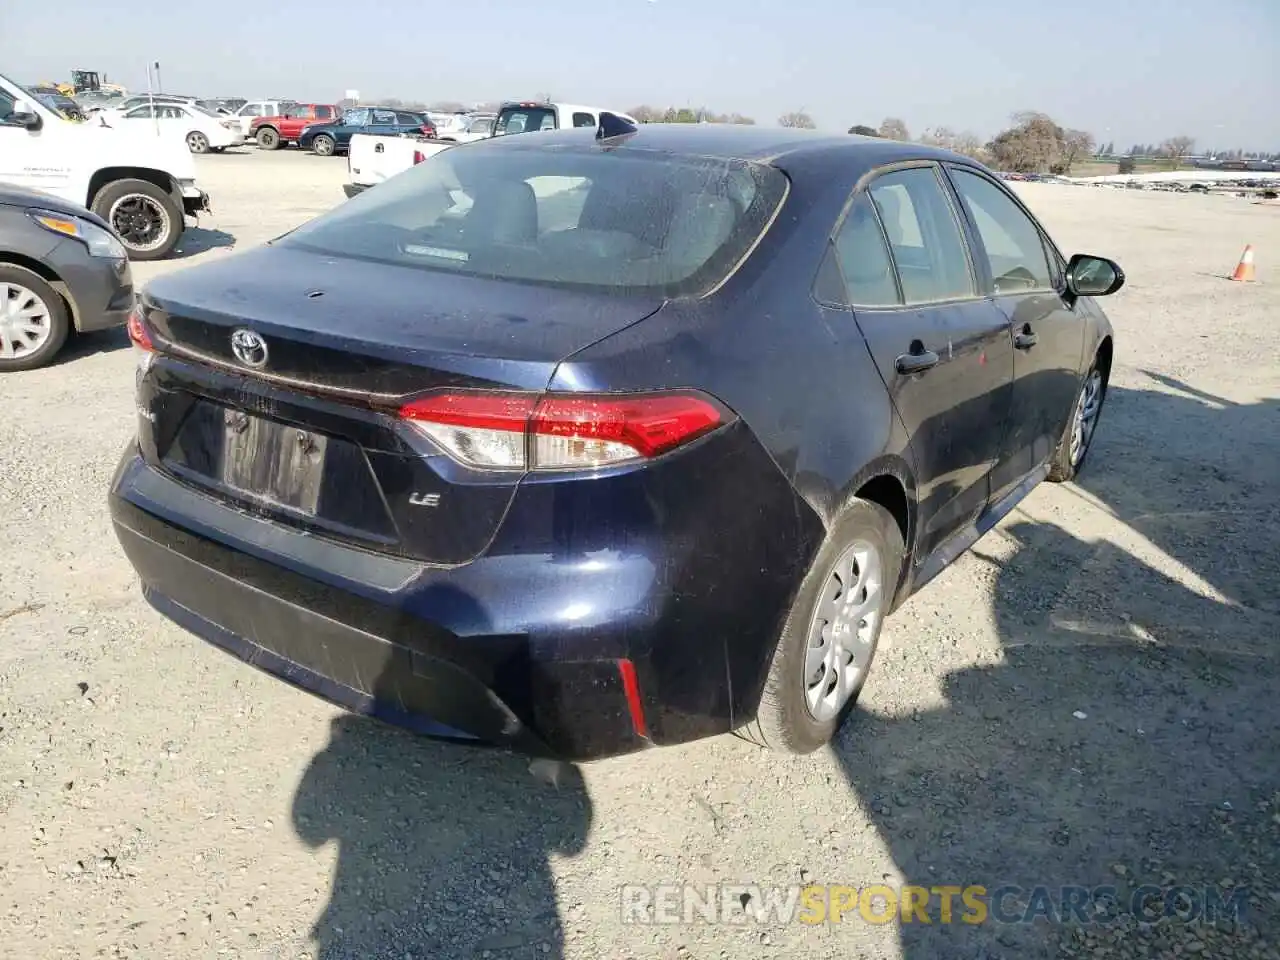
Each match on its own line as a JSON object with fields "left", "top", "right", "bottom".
{"left": 833, "top": 164, "right": 1014, "bottom": 560}
{"left": 944, "top": 165, "right": 1085, "bottom": 499}
{"left": 395, "top": 111, "right": 423, "bottom": 135}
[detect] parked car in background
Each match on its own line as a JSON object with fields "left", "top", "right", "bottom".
{"left": 251, "top": 103, "right": 339, "bottom": 149}
{"left": 439, "top": 112, "right": 495, "bottom": 143}
{"left": 0, "top": 183, "right": 133, "bottom": 370}
{"left": 33, "top": 91, "right": 86, "bottom": 121}
{"left": 109, "top": 123, "right": 1122, "bottom": 761}
{"left": 230, "top": 100, "right": 296, "bottom": 138}
{"left": 298, "top": 107, "right": 436, "bottom": 156}
{"left": 1, "top": 71, "right": 209, "bottom": 260}
{"left": 345, "top": 134, "right": 451, "bottom": 196}
{"left": 103, "top": 101, "right": 245, "bottom": 154}
{"left": 491, "top": 101, "right": 637, "bottom": 137}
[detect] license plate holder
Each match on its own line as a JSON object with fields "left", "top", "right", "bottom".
{"left": 221, "top": 410, "right": 328, "bottom": 515}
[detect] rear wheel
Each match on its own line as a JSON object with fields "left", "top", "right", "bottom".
{"left": 0, "top": 266, "right": 70, "bottom": 371}
{"left": 186, "top": 130, "right": 209, "bottom": 154}
{"left": 257, "top": 126, "right": 281, "bottom": 149}
{"left": 745, "top": 499, "right": 905, "bottom": 754}
{"left": 312, "top": 134, "right": 335, "bottom": 157}
{"left": 1048, "top": 361, "right": 1107, "bottom": 482}
{"left": 91, "top": 178, "right": 184, "bottom": 261}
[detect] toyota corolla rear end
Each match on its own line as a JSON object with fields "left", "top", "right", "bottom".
{"left": 109, "top": 131, "right": 819, "bottom": 760}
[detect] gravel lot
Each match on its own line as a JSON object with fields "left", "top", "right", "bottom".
{"left": 1, "top": 148, "right": 1277, "bottom": 960}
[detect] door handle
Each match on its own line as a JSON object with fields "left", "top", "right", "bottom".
{"left": 1014, "top": 330, "right": 1038, "bottom": 350}
{"left": 895, "top": 347, "right": 940, "bottom": 375}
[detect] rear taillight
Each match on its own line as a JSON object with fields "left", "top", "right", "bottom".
{"left": 126, "top": 305, "right": 153, "bottom": 352}
{"left": 412, "top": 150, "right": 426, "bottom": 164}
{"left": 420, "top": 125, "right": 434, "bottom": 137}
{"left": 398, "top": 391, "right": 727, "bottom": 471}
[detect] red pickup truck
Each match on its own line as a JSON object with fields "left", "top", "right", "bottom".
{"left": 251, "top": 104, "right": 340, "bottom": 149}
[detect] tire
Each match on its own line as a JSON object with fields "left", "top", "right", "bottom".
{"left": 90, "top": 178, "right": 184, "bottom": 261}
{"left": 257, "top": 126, "right": 281, "bottom": 150}
{"left": 745, "top": 498, "right": 905, "bottom": 754}
{"left": 312, "top": 134, "right": 335, "bottom": 157}
{"left": 1048, "top": 359, "right": 1107, "bottom": 482}
{"left": 186, "top": 131, "right": 210, "bottom": 154}
{"left": 0, "top": 265, "right": 71, "bottom": 372}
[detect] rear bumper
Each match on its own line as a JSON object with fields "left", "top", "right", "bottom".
{"left": 109, "top": 418, "right": 822, "bottom": 759}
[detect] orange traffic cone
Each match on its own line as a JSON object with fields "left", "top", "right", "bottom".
{"left": 1230, "top": 245, "right": 1257, "bottom": 282}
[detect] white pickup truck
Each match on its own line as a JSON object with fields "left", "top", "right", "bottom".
{"left": 0, "top": 72, "right": 210, "bottom": 260}
{"left": 344, "top": 100, "right": 636, "bottom": 199}
{"left": 344, "top": 135, "right": 453, "bottom": 198}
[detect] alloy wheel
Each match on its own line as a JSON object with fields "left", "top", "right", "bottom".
{"left": 0, "top": 282, "right": 53, "bottom": 360}
{"left": 1070, "top": 370, "right": 1104, "bottom": 466}
{"left": 314, "top": 136, "right": 334, "bottom": 156}
{"left": 187, "top": 131, "right": 209, "bottom": 153}
{"left": 803, "top": 539, "right": 884, "bottom": 722}
{"left": 108, "top": 194, "right": 171, "bottom": 254}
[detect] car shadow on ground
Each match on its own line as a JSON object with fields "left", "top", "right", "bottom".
{"left": 56, "top": 325, "right": 130, "bottom": 364}
{"left": 171, "top": 227, "right": 236, "bottom": 258}
{"left": 292, "top": 718, "right": 591, "bottom": 960}
{"left": 291, "top": 586, "right": 593, "bottom": 960}
{"left": 833, "top": 376, "right": 1280, "bottom": 958}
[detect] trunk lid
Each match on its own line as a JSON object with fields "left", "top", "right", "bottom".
{"left": 136, "top": 244, "right": 665, "bottom": 565}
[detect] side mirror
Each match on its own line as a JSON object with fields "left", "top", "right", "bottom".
{"left": 5, "top": 100, "right": 42, "bottom": 130}
{"left": 1065, "top": 253, "right": 1125, "bottom": 298}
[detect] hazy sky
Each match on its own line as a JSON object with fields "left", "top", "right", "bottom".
{"left": 5, "top": 0, "right": 1277, "bottom": 149}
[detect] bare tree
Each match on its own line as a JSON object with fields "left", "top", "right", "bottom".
{"left": 878, "top": 117, "right": 910, "bottom": 141}
{"left": 429, "top": 100, "right": 467, "bottom": 113}
{"left": 1160, "top": 135, "right": 1196, "bottom": 168}
{"left": 988, "top": 111, "right": 1067, "bottom": 173}
{"left": 779, "top": 110, "right": 816, "bottom": 129}
{"left": 1059, "top": 129, "right": 1097, "bottom": 173}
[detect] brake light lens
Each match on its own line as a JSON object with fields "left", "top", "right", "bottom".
{"left": 413, "top": 150, "right": 426, "bottom": 164}
{"left": 126, "top": 305, "right": 153, "bottom": 352}
{"left": 398, "top": 391, "right": 726, "bottom": 471}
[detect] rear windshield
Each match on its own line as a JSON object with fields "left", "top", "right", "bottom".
{"left": 492, "top": 106, "right": 557, "bottom": 136}
{"left": 280, "top": 143, "right": 789, "bottom": 297}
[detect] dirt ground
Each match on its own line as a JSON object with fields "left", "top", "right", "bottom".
{"left": 1, "top": 148, "right": 1277, "bottom": 960}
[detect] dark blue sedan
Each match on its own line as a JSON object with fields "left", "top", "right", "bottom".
{"left": 110, "top": 120, "right": 1123, "bottom": 761}
{"left": 297, "top": 106, "right": 435, "bottom": 156}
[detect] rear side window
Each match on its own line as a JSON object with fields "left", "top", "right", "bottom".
{"left": 280, "top": 145, "right": 789, "bottom": 297}
{"left": 833, "top": 193, "right": 900, "bottom": 307}
{"left": 571, "top": 111, "right": 596, "bottom": 128}
{"left": 493, "top": 106, "right": 556, "bottom": 136}
{"left": 948, "top": 168, "right": 1053, "bottom": 293}
{"left": 397, "top": 112, "right": 421, "bottom": 126}
{"left": 867, "top": 167, "right": 973, "bottom": 304}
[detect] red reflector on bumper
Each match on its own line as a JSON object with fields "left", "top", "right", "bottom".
{"left": 616, "top": 658, "right": 648, "bottom": 738}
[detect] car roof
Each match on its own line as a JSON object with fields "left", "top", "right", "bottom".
{"left": 483, "top": 122, "right": 968, "bottom": 168}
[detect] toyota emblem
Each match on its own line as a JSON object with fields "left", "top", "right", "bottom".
{"left": 230, "top": 328, "right": 268, "bottom": 368}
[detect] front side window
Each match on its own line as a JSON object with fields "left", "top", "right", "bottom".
{"left": 315, "top": 106, "right": 333, "bottom": 120}
{"left": 342, "top": 108, "right": 370, "bottom": 126}
{"left": 371, "top": 109, "right": 396, "bottom": 125}
{"left": 867, "top": 167, "right": 973, "bottom": 304}
{"left": 239, "top": 103, "right": 263, "bottom": 117}
{"left": 949, "top": 168, "right": 1053, "bottom": 294}
{"left": 469, "top": 117, "right": 493, "bottom": 136}
{"left": 280, "top": 145, "right": 788, "bottom": 297}
{"left": 833, "top": 193, "right": 900, "bottom": 307}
